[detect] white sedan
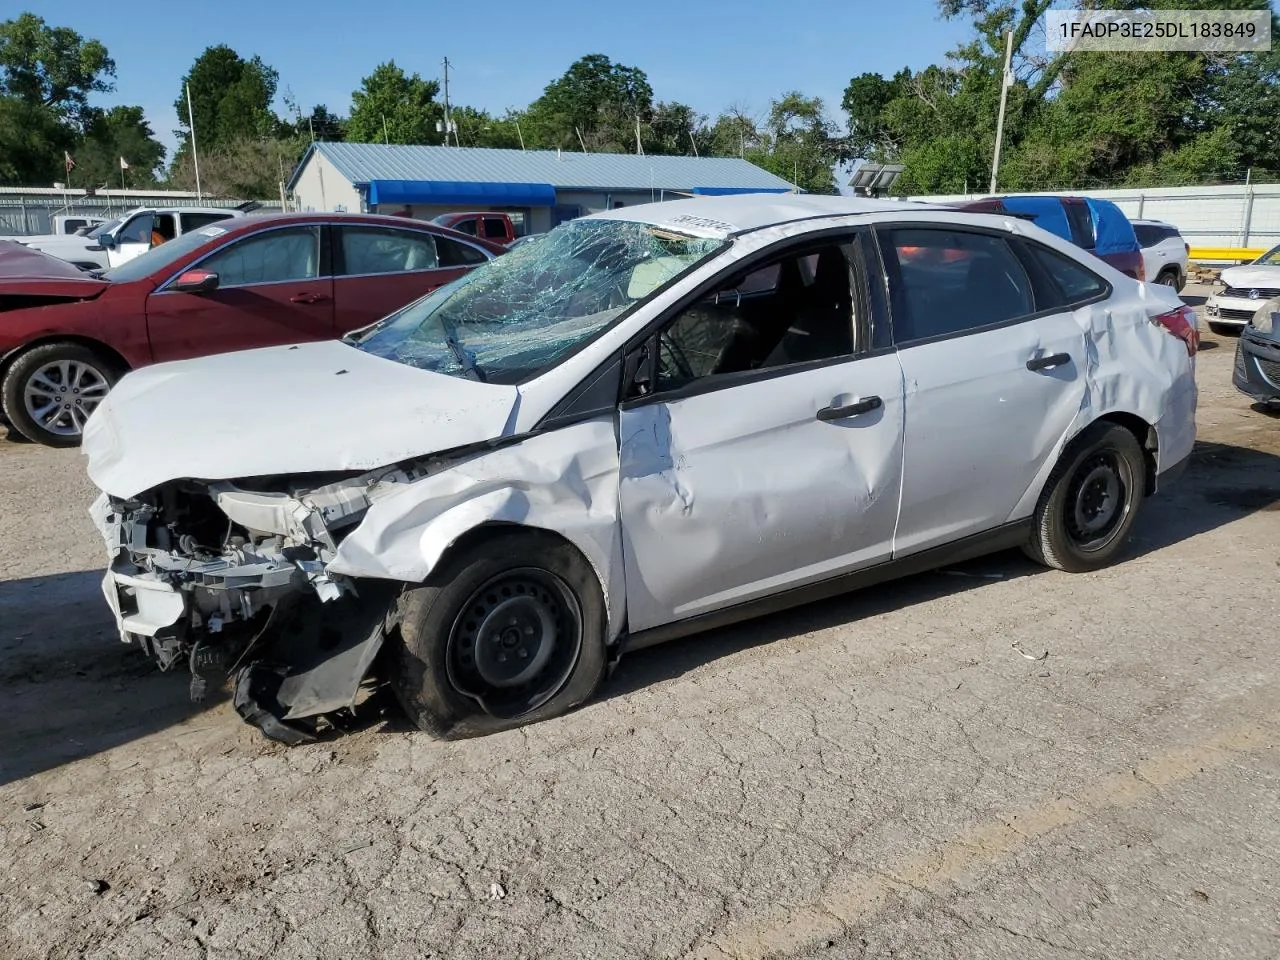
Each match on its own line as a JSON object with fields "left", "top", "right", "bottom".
{"left": 1205, "top": 244, "right": 1280, "bottom": 334}
{"left": 82, "top": 195, "right": 1198, "bottom": 743}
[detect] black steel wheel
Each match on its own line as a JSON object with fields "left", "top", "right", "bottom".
{"left": 1025, "top": 421, "right": 1147, "bottom": 572}
{"left": 392, "top": 530, "right": 607, "bottom": 739}
{"left": 446, "top": 569, "right": 583, "bottom": 718}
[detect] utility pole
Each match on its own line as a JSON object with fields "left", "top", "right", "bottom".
{"left": 989, "top": 28, "right": 1014, "bottom": 194}
{"left": 186, "top": 82, "right": 203, "bottom": 201}
{"left": 515, "top": 119, "right": 525, "bottom": 150}
{"left": 689, "top": 130, "right": 699, "bottom": 157}
{"left": 382, "top": 114, "right": 390, "bottom": 144}
{"left": 442, "top": 57, "right": 455, "bottom": 146}
{"left": 635, "top": 115, "right": 643, "bottom": 155}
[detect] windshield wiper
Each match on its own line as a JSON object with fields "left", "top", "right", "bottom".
{"left": 444, "top": 334, "right": 487, "bottom": 382}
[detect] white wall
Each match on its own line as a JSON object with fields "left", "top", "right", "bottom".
{"left": 907, "top": 183, "right": 1280, "bottom": 250}
{"left": 290, "top": 151, "right": 362, "bottom": 213}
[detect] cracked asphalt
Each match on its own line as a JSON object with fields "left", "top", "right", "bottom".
{"left": 2, "top": 284, "right": 1278, "bottom": 959}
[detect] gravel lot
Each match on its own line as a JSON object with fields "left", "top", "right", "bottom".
{"left": 2, "top": 284, "right": 1278, "bottom": 960}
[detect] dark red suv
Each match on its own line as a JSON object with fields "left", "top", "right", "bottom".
{"left": 0, "top": 213, "right": 504, "bottom": 446}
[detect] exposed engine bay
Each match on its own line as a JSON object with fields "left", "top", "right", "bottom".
{"left": 91, "top": 463, "right": 433, "bottom": 743}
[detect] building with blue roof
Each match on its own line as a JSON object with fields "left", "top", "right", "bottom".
{"left": 286, "top": 142, "right": 797, "bottom": 235}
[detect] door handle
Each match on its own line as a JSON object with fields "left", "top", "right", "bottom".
{"left": 816, "top": 396, "right": 882, "bottom": 421}
{"left": 1026, "top": 352, "right": 1070, "bottom": 372}
{"left": 290, "top": 292, "right": 329, "bottom": 304}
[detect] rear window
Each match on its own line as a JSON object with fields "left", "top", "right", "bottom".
{"left": 1023, "top": 242, "right": 1109, "bottom": 306}
{"left": 1133, "top": 223, "right": 1177, "bottom": 247}
{"left": 482, "top": 218, "right": 508, "bottom": 239}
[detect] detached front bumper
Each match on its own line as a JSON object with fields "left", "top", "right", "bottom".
{"left": 1234, "top": 331, "right": 1280, "bottom": 403}
{"left": 90, "top": 489, "right": 394, "bottom": 740}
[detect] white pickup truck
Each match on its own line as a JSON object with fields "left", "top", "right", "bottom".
{"left": 18, "top": 206, "right": 245, "bottom": 271}
{"left": 0, "top": 213, "right": 110, "bottom": 243}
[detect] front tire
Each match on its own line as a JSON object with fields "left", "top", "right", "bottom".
{"left": 1024, "top": 422, "right": 1147, "bottom": 572}
{"left": 1, "top": 342, "right": 118, "bottom": 447}
{"left": 391, "top": 529, "right": 607, "bottom": 739}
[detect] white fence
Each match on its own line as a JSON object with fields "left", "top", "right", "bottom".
{"left": 907, "top": 183, "right": 1280, "bottom": 250}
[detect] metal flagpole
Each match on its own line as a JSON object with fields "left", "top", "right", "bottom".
{"left": 989, "top": 29, "right": 1014, "bottom": 194}
{"left": 186, "top": 82, "right": 203, "bottom": 200}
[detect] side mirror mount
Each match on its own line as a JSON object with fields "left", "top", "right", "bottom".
{"left": 172, "top": 269, "right": 220, "bottom": 294}
{"left": 623, "top": 342, "right": 652, "bottom": 398}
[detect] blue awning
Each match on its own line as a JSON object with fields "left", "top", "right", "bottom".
{"left": 365, "top": 180, "right": 556, "bottom": 207}
{"left": 691, "top": 186, "right": 793, "bottom": 196}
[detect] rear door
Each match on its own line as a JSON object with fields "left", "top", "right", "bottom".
{"left": 332, "top": 224, "right": 488, "bottom": 335}
{"left": 877, "top": 224, "right": 1090, "bottom": 555}
{"left": 617, "top": 228, "right": 906, "bottom": 631}
{"left": 145, "top": 224, "right": 334, "bottom": 362}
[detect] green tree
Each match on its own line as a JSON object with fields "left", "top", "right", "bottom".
{"left": 0, "top": 12, "right": 114, "bottom": 123}
{"left": 744, "top": 93, "right": 840, "bottom": 194}
{"left": 450, "top": 106, "right": 526, "bottom": 149}
{"left": 168, "top": 133, "right": 306, "bottom": 198}
{"left": 347, "top": 61, "right": 443, "bottom": 144}
{"left": 0, "top": 12, "right": 115, "bottom": 183}
{"left": 75, "top": 105, "right": 165, "bottom": 186}
{"left": 524, "top": 54, "right": 654, "bottom": 152}
{"left": 174, "top": 45, "right": 280, "bottom": 150}
{"left": 643, "top": 101, "right": 710, "bottom": 156}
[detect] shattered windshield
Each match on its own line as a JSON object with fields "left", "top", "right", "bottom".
{"left": 348, "top": 219, "right": 726, "bottom": 384}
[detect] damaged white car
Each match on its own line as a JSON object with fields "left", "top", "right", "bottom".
{"left": 83, "top": 195, "right": 1198, "bottom": 743}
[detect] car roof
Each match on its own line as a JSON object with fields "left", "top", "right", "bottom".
{"left": 589, "top": 193, "right": 940, "bottom": 238}
{"left": 1131, "top": 219, "right": 1179, "bottom": 229}
{"left": 188, "top": 211, "right": 508, "bottom": 252}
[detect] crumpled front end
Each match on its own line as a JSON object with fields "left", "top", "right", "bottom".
{"left": 91, "top": 468, "right": 415, "bottom": 741}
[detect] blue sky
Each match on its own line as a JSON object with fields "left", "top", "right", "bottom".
{"left": 35, "top": 0, "right": 972, "bottom": 157}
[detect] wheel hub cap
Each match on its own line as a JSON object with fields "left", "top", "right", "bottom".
{"left": 22, "top": 359, "right": 110, "bottom": 437}
{"left": 472, "top": 595, "right": 555, "bottom": 688}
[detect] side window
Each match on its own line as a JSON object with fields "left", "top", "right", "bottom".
{"left": 482, "top": 218, "right": 508, "bottom": 240}
{"left": 436, "top": 236, "right": 487, "bottom": 267}
{"left": 201, "top": 226, "right": 320, "bottom": 286}
{"left": 453, "top": 218, "right": 477, "bottom": 236}
{"left": 152, "top": 214, "right": 176, "bottom": 245}
{"left": 1022, "top": 242, "right": 1108, "bottom": 306}
{"left": 878, "top": 228, "right": 1034, "bottom": 343}
{"left": 1063, "top": 201, "right": 1096, "bottom": 250}
{"left": 117, "top": 214, "right": 154, "bottom": 245}
{"left": 654, "top": 242, "right": 856, "bottom": 393}
{"left": 341, "top": 227, "right": 439, "bottom": 275}
{"left": 181, "top": 212, "right": 231, "bottom": 232}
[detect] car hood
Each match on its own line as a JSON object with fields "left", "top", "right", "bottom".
{"left": 0, "top": 241, "right": 109, "bottom": 300}
{"left": 1220, "top": 264, "right": 1280, "bottom": 289}
{"left": 83, "top": 339, "right": 521, "bottom": 498}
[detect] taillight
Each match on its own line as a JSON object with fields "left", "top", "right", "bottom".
{"left": 1185, "top": 242, "right": 1190, "bottom": 255}
{"left": 1135, "top": 259, "right": 1146, "bottom": 282}
{"left": 1153, "top": 305, "right": 1198, "bottom": 355}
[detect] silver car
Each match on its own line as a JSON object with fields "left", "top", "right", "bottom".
{"left": 83, "top": 195, "right": 1198, "bottom": 743}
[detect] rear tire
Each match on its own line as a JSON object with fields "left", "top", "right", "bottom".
{"left": 1, "top": 342, "right": 118, "bottom": 447}
{"left": 1155, "top": 267, "right": 1182, "bottom": 291}
{"left": 1024, "top": 422, "right": 1146, "bottom": 573}
{"left": 391, "top": 529, "right": 607, "bottom": 739}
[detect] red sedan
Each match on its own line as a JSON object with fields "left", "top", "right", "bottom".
{"left": 0, "top": 212, "right": 505, "bottom": 446}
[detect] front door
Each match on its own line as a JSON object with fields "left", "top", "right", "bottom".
{"left": 876, "top": 225, "right": 1090, "bottom": 556}
{"left": 107, "top": 211, "right": 155, "bottom": 268}
{"left": 146, "top": 224, "right": 335, "bottom": 362}
{"left": 618, "top": 232, "right": 905, "bottom": 632}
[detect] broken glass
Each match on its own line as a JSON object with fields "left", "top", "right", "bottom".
{"left": 348, "top": 219, "right": 727, "bottom": 384}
